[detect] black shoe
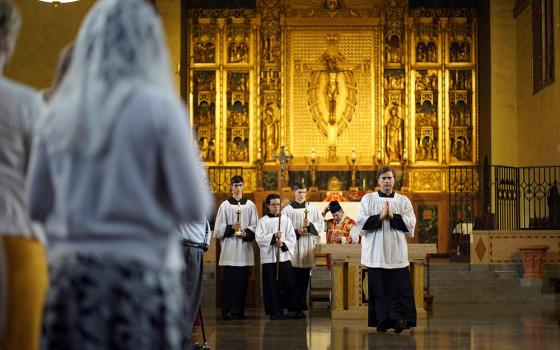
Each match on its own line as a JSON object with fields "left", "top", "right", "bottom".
{"left": 376, "top": 326, "right": 387, "bottom": 333}
{"left": 394, "top": 320, "right": 407, "bottom": 334}
{"left": 294, "top": 311, "right": 305, "bottom": 319}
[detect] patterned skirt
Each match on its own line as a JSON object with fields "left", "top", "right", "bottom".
{"left": 41, "top": 253, "right": 187, "bottom": 350}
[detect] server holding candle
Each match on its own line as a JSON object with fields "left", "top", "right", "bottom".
{"left": 214, "top": 175, "right": 258, "bottom": 320}
{"left": 281, "top": 179, "right": 324, "bottom": 315}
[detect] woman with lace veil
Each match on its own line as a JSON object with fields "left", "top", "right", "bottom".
{"left": 26, "top": 0, "right": 213, "bottom": 348}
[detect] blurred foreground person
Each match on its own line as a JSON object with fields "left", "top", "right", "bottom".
{"left": 42, "top": 42, "right": 73, "bottom": 102}
{"left": 176, "top": 219, "right": 211, "bottom": 347}
{"left": 0, "top": 1, "right": 47, "bottom": 349}
{"left": 26, "top": 0, "right": 212, "bottom": 349}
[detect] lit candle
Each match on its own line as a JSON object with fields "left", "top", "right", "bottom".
{"left": 363, "top": 178, "right": 366, "bottom": 190}
{"left": 352, "top": 148, "right": 356, "bottom": 161}
{"left": 311, "top": 148, "right": 316, "bottom": 161}
{"left": 257, "top": 148, "right": 262, "bottom": 160}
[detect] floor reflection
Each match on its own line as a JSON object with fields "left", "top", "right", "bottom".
{"left": 196, "top": 302, "right": 560, "bottom": 349}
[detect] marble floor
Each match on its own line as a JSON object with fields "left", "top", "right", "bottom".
{"left": 192, "top": 302, "right": 560, "bottom": 349}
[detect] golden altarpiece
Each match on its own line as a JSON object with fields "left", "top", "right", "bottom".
{"left": 185, "top": 0, "right": 478, "bottom": 315}
{"left": 185, "top": 0, "right": 478, "bottom": 253}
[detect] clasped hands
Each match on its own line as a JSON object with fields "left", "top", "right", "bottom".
{"left": 274, "top": 231, "right": 283, "bottom": 247}
{"left": 379, "top": 202, "right": 394, "bottom": 221}
{"left": 297, "top": 219, "right": 310, "bottom": 235}
{"left": 232, "top": 222, "right": 246, "bottom": 238}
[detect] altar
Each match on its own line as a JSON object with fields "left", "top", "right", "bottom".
{"left": 314, "top": 243, "right": 436, "bottom": 319}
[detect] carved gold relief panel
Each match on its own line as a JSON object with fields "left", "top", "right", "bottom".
{"left": 192, "top": 71, "right": 217, "bottom": 163}
{"left": 287, "top": 29, "right": 377, "bottom": 163}
{"left": 446, "top": 18, "right": 474, "bottom": 65}
{"left": 448, "top": 69, "right": 474, "bottom": 163}
{"left": 410, "top": 169, "right": 446, "bottom": 192}
{"left": 413, "top": 69, "right": 440, "bottom": 164}
{"left": 192, "top": 18, "right": 217, "bottom": 64}
{"left": 445, "top": 17, "right": 477, "bottom": 165}
{"left": 226, "top": 71, "right": 251, "bottom": 163}
{"left": 188, "top": 11, "right": 257, "bottom": 166}
{"left": 225, "top": 18, "right": 252, "bottom": 64}
{"left": 412, "top": 18, "right": 439, "bottom": 65}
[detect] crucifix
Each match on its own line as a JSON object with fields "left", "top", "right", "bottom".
{"left": 272, "top": 145, "right": 293, "bottom": 192}
{"left": 301, "top": 34, "right": 366, "bottom": 161}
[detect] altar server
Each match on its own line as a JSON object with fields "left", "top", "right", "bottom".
{"left": 256, "top": 194, "right": 302, "bottom": 319}
{"left": 281, "top": 181, "right": 323, "bottom": 312}
{"left": 214, "top": 175, "right": 258, "bottom": 320}
{"left": 356, "top": 166, "right": 417, "bottom": 333}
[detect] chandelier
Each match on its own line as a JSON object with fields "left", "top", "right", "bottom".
{"left": 38, "top": 0, "right": 80, "bottom": 7}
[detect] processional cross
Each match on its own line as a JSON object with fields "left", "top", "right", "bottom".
{"left": 273, "top": 145, "right": 293, "bottom": 192}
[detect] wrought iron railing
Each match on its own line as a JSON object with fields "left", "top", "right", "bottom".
{"left": 206, "top": 166, "right": 243, "bottom": 193}
{"left": 449, "top": 163, "right": 560, "bottom": 257}
{"left": 448, "top": 165, "right": 480, "bottom": 259}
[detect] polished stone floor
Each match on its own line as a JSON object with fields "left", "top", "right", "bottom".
{"left": 192, "top": 302, "right": 560, "bottom": 349}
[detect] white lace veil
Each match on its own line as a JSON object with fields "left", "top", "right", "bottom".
{"left": 40, "top": 0, "right": 175, "bottom": 156}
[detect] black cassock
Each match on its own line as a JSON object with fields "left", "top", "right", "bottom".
{"left": 262, "top": 261, "right": 300, "bottom": 317}
{"left": 367, "top": 267, "right": 417, "bottom": 329}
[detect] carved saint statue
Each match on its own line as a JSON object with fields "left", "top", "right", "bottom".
{"left": 262, "top": 102, "right": 279, "bottom": 160}
{"left": 385, "top": 102, "right": 403, "bottom": 162}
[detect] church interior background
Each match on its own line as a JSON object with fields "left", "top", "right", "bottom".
{"left": 6, "top": 0, "right": 560, "bottom": 348}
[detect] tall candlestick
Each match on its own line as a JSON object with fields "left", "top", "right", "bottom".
{"left": 311, "top": 148, "right": 316, "bottom": 161}
{"left": 234, "top": 203, "right": 242, "bottom": 236}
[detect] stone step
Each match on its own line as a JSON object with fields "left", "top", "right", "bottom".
{"left": 429, "top": 278, "right": 521, "bottom": 288}
{"left": 428, "top": 270, "right": 495, "bottom": 279}
{"left": 494, "top": 271, "right": 522, "bottom": 279}
{"left": 431, "top": 286, "right": 545, "bottom": 303}
{"left": 425, "top": 263, "right": 553, "bottom": 303}
{"left": 428, "top": 263, "right": 471, "bottom": 271}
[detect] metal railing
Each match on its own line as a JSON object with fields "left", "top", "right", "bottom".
{"left": 448, "top": 163, "right": 560, "bottom": 257}
{"left": 206, "top": 166, "right": 243, "bottom": 193}
{"left": 448, "top": 165, "right": 480, "bottom": 259}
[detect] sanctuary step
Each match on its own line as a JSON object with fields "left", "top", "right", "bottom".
{"left": 428, "top": 263, "right": 558, "bottom": 304}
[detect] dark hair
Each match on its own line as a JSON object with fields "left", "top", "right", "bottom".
{"left": 230, "top": 175, "right": 243, "bottom": 185}
{"left": 265, "top": 193, "right": 280, "bottom": 205}
{"left": 328, "top": 201, "right": 343, "bottom": 214}
{"left": 377, "top": 166, "right": 394, "bottom": 179}
{"left": 292, "top": 180, "right": 306, "bottom": 191}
